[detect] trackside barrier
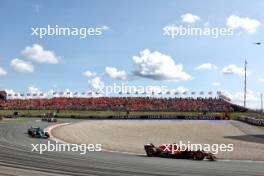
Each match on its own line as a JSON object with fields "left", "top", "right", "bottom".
{"left": 237, "top": 116, "right": 264, "bottom": 127}
{"left": 86, "top": 115, "right": 228, "bottom": 120}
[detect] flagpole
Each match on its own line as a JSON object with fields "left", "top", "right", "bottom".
{"left": 244, "top": 60, "right": 247, "bottom": 107}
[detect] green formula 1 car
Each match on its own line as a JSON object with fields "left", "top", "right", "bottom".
{"left": 27, "top": 127, "right": 50, "bottom": 139}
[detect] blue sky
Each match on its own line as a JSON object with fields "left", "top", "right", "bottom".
{"left": 0, "top": 0, "right": 264, "bottom": 108}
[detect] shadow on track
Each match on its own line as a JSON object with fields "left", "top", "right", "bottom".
{"left": 224, "top": 135, "right": 264, "bottom": 144}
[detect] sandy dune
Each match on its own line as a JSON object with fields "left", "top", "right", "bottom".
{"left": 52, "top": 120, "right": 264, "bottom": 160}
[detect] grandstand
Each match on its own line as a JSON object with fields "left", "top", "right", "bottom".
{"left": 0, "top": 96, "right": 244, "bottom": 113}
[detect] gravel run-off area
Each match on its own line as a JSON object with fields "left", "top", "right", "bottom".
{"left": 52, "top": 120, "right": 264, "bottom": 160}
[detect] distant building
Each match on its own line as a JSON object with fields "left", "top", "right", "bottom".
{"left": 0, "top": 91, "right": 7, "bottom": 100}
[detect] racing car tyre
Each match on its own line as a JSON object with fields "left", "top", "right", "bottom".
{"left": 194, "top": 151, "right": 205, "bottom": 160}
{"left": 45, "top": 132, "right": 50, "bottom": 138}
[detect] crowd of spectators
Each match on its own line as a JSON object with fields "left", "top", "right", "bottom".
{"left": 0, "top": 97, "right": 233, "bottom": 112}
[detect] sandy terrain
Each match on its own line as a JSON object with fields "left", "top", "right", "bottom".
{"left": 52, "top": 120, "right": 264, "bottom": 160}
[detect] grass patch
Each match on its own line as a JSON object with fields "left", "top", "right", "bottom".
{"left": 2, "top": 118, "right": 31, "bottom": 123}
{"left": 0, "top": 110, "right": 263, "bottom": 119}
{"left": 257, "top": 126, "right": 264, "bottom": 131}
{"left": 0, "top": 110, "right": 224, "bottom": 118}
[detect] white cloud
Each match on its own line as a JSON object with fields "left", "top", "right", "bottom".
{"left": 10, "top": 58, "right": 34, "bottom": 73}
{"left": 132, "top": 49, "right": 192, "bottom": 81}
{"left": 34, "top": 4, "right": 40, "bottom": 13}
{"left": 259, "top": 78, "right": 264, "bottom": 83}
{"left": 174, "top": 86, "right": 189, "bottom": 94}
{"left": 221, "top": 64, "right": 249, "bottom": 76}
{"left": 46, "top": 89, "right": 57, "bottom": 98}
{"left": 22, "top": 44, "right": 60, "bottom": 64}
{"left": 62, "top": 88, "right": 74, "bottom": 97}
{"left": 105, "top": 67, "right": 127, "bottom": 80}
{"left": 226, "top": 15, "right": 261, "bottom": 34}
{"left": 203, "top": 22, "right": 210, "bottom": 27}
{"left": 88, "top": 77, "right": 104, "bottom": 91}
{"left": 5, "top": 87, "right": 42, "bottom": 99}
{"left": 83, "top": 70, "right": 97, "bottom": 78}
{"left": 27, "top": 86, "right": 45, "bottom": 98}
{"left": 0, "top": 67, "right": 7, "bottom": 76}
{"left": 181, "top": 13, "right": 200, "bottom": 23}
{"left": 212, "top": 82, "right": 221, "bottom": 86}
{"left": 221, "top": 89, "right": 260, "bottom": 109}
{"left": 101, "top": 25, "right": 110, "bottom": 30}
{"left": 27, "top": 87, "right": 78, "bottom": 98}
{"left": 194, "top": 63, "right": 218, "bottom": 70}
{"left": 4, "top": 89, "right": 23, "bottom": 99}
{"left": 24, "top": 86, "right": 52, "bottom": 99}
{"left": 28, "top": 86, "right": 41, "bottom": 94}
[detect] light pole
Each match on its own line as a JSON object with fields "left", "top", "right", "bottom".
{"left": 261, "top": 93, "right": 263, "bottom": 113}
{"left": 244, "top": 60, "right": 247, "bottom": 107}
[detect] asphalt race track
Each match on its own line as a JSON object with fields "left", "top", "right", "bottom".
{"left": 0, "top": 119, "right": 263, "bottom": 176}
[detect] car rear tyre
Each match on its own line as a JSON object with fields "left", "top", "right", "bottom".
{"left": 194, "top": 151, "right": 205, "bottom": 160}
{"left": 45, "top": 132, "right": 50, "bottom": 138}
{"left": 146, "top": 149, "right": 155, "bottom": 157}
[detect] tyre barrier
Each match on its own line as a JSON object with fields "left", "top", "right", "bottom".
{"left": 237, "top": 116, "right": 264, "bottom": 127}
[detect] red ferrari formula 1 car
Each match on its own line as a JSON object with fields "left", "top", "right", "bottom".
{"left": 144, "top": 143, "right": 216, "bottom": 161}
